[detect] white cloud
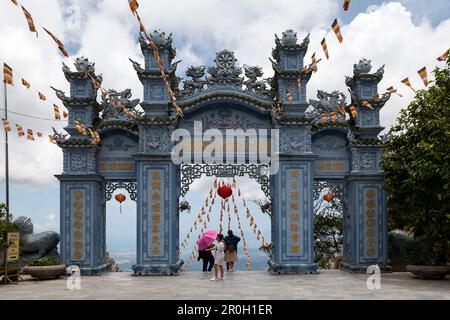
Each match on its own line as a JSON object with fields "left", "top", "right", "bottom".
{"left": 33, "top": 213, "right": 59, "bottom": 233}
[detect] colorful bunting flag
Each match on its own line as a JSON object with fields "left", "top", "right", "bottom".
{"left": 16, "top": 124, "right": 24, "bottom": 137}
{"left": 338, "top": 105, "right": 346, "bottom": 115}
{"left": 321, "top": 113, "right": 328, "bottom": 123}
{"left": 22, "top": 78, "right": 30, "bottom": 89}
{"left": 311, "top": 53, "right": 318, "bottom": 72}
{"left": 297, "top": 78, "right": 302, "bottom": 91}
{"left": 37, "top": 132, "right": 43, "bottom": 138}
{"left": 21, "top": 6, "right": 38, "bottom": 37}
{"left": 372, "top": 93, "right": 380, "bottom": 100}
{"left": 53, "top": 104, "right": 61, "bottom": 120}
{"left": 49, "top": 135, "right": 57, "bottom": 144}
{"left": 3, "top": 63, "right": 13, "bottom": 85}
{"left": 417, "top": 67, "right": 429, "bottom": 87}
{"left": 38, "top": 92, "right": 46, "bottom": 101}
{"left": 286, "top": 92, "right": 293, "bottom": 102}
{"left": 401, "top": 77, "right": 416, "bottom": 93}
{"left": 290, "top": 83, "right": 296, "bottom": 91}
{"left": 321, "top": 38, "right": 329, "bottom": 60}
{"left": 330, "top": 111, "right": 337, "bottom": 123}
{"left": 361, "top": 100, "right": 373, "bottom": 109}
{"left": 331, "top": 19, "right": 343, "bottom": 43}
{"left": 349, "top": 105, "right": 357, "bottom": 118}
{"left": 10, "top": 0, "right": 18, "bottom": 6}
{"left": 27, "top": 129, "right": 34, "bottom": 141}
{"left": 343, "top": 0, "right": 351, "bottom": 11}
{"left": 386, "top": 86, "right": 403, "bottom": 97}
{"left": 2, "top": 119, "right": 12, "bottom": 132}
{"left": 437, "top": 49, "right": 449, "bottom": 62}
{"left": 129, "top": 0, "right": 139, "bottom": 13}
{"left": 63, "top": 111, "right": 69, "bottom": 118}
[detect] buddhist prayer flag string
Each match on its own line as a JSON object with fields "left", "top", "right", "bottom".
{"left": 401, "top": 77, "right": 416, "bottom": 93}
{"left": 21, "top": 5, "right": 38, "bottom": 37}
{"left": 417, "top": 66, "right": 429, "bottom": 87}
{"left": 343, "top": 0, "right": 351, "bottom": 11}
{"left": 10, "top": 0, "right": 18, "bottom": 5}
{"left": 331, "top": 19, "right": 343, "bottom": 43}
{"left": 349, "top": 105, "right": 357, "bottom": 118}
{"left": 321, "top": 38, "right": 330, "bottom": 60}
{"left": 3, "top": 63, "right": 13, "bottom": 85}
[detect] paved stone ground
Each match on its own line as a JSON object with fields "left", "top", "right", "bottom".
{"left": 0, "top": 271, "right": 449, "bottom": 300}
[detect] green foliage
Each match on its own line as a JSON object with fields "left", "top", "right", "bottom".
{"left": 383, "top": 57, "right": 450, "bottom": 265}
{"left": 28, "top": 256, "right": 61, "bottom": 267}
{"left": 0, "top": 203, "right": 19, "bottom": 251}
{"left": 314, "top": 191, "right": 344, "bottom": 269}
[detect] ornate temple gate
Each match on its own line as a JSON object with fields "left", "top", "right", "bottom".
{"left": 55, "top": 29, "right": 390, "bottom": 275}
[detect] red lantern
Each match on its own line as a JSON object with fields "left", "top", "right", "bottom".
{"left": 217, "top": 184, "right": 233, "bottom": 199}
{"left": 323, "top": 193, "right": 334, "bottom": 202}
{"left": 115, "top": 193, "right": 126, "bottom": 214}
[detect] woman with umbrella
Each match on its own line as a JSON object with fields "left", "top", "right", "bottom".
{"left": 198, "top": 230, "right": 226, "bottom": 280}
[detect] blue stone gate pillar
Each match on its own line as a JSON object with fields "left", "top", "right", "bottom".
{"left": 56, "top": 174, "right": 108, "bottom": 275}
{"left": 132, "top": 157, "right": 182, "bottom": 275}
{"left": 341, "top": 175, "right": 389, "bottom": 272}
{"left": 268, "top": 124, "right": 318, "bottom": 274}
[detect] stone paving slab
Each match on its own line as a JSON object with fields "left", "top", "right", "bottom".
{"left": 0, "top": 270, "right": 449, "bottom": 300}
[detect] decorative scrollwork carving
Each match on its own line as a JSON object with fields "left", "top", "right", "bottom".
{"left": 180, "top": 164, "right": 270, "bottom": 197}
{"left": 105, "top": 181, "right": 137, "bottom": 202}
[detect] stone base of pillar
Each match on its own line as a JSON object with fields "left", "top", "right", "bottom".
{"left": 268, "top": 260, "right": 319, "bottom": 275}
{"left": 340, "top": 262, "right": 392, "bottom": 273}
{"left": 132, "top": 261, "right": 184, "bottom": 276}
{"left": 79, "top": 263, "right": 110, "bottom": 276}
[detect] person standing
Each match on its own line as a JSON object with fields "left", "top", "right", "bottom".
{"left": 224, "top": 230, "right": 240, "bottom": 272}
{"left": 211, "top": 234, "right": 226, "bottom": 281}
{"left": 198, "top": 244, "right": 215, "bottom": 272}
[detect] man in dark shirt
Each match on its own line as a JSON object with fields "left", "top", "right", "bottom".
{"left": 198, "top": 244, "right": 215, "bottom": 272}
{"left": 224, "top": 230, "right": 241, "bottom": 272}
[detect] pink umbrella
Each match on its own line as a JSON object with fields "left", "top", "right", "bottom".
{"left": 198, "top": 230, "right": 218, "bottom": 250}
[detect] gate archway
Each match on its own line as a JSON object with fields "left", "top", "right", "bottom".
{"left": 55, "top": 29, "right": 390, "bottom": 275}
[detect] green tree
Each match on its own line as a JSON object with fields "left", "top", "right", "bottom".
{"left": 0, "top": 204, "right": 19, "bottom": 251}
{"left": 383, "top": 57, "right": 450, "bottom": 265}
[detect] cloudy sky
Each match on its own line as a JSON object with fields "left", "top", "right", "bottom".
{"left": 0, "top": 0, "right": 449, "bottom": 263}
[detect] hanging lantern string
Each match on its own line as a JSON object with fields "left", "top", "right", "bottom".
{"left": 232, "top": 184, "right": 267, "bottom": 246}
{"left": 183, "top": 194, "right": 216, "bottom": 272}
{"left": 179, "top": 191, "right": 215, "bottom": 258}
{"left": 231, "top": 195, "right": 252, "bottom": 271}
